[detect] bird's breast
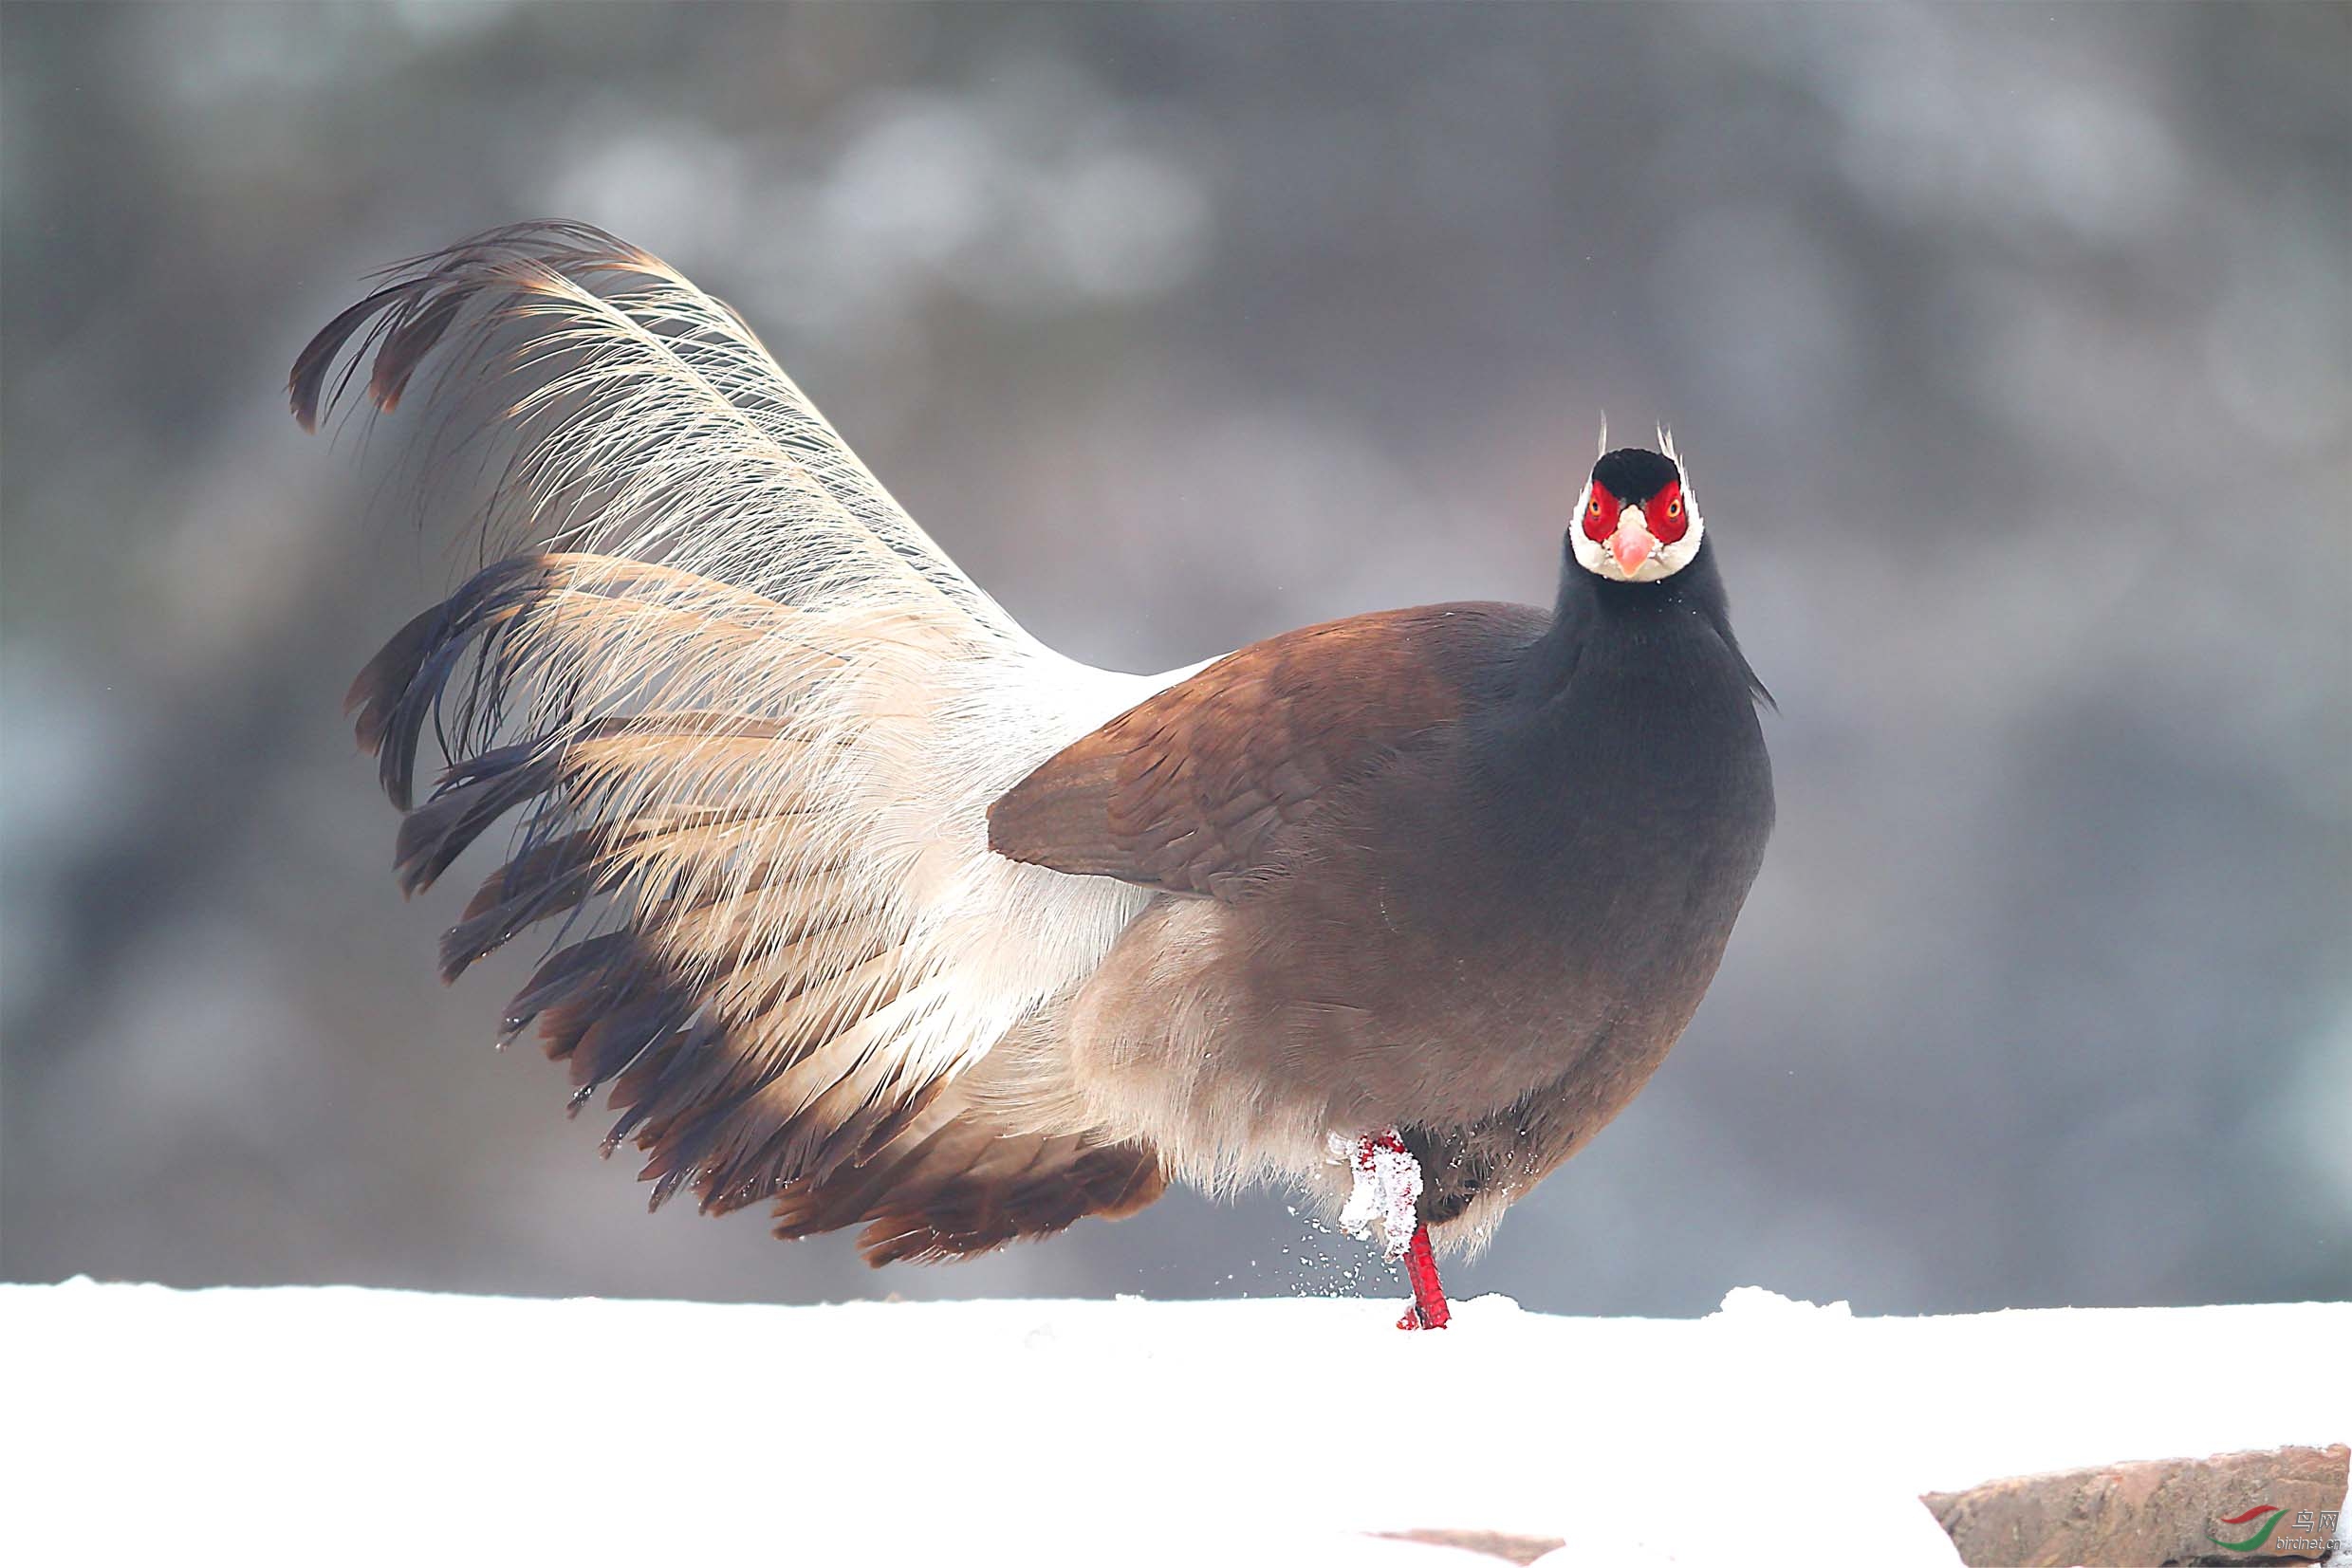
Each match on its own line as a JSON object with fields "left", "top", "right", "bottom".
{"left": 1263, "top": 625, "right": 1775, "bottom": 1116}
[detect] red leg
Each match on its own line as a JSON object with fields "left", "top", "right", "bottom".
{"left": 1342, "top": 1129, "right": 1452, "bottom": 1330}
{"left": 1397, "top": 1221, "right": 1452, "bottom": 1331}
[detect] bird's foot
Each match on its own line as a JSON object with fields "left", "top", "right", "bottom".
{"left": 1334, "top": 1129, "right": 1450, "bottom": 1331}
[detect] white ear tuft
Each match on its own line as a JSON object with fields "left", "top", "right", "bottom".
{"left": 1596, "top": 413, "right": 1609, "bottom": 461}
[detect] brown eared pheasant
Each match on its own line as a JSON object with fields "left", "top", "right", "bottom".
{"left": 293, "top": 223, "right": 1775, "bottom": 1329}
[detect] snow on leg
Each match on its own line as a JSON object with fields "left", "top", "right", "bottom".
{"left": 1336, "top": 1129, "right": 1421, "bottom": 1255}
{"left": 1333, "top": 1129, "right": 1451, "bottom": 1331}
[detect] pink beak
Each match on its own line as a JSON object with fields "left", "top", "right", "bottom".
{"left": 1611, "top": 508, "right": 1657, "bottom": 576}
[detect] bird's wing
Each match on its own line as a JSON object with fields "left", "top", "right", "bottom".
{"left": 303, "top": 225, "right": 1165, "bottom": 1258}
{"left": 989, "top": 603, "right": 1537, "bottom": 897}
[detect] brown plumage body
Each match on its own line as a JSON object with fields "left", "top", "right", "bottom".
{"left": 998, "top": 582, "right": 1771, "bottom": 1242}
{"left": 297, "top": 223, "right": 1773, "bottom": 1277}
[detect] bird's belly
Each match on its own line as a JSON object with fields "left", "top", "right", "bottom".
{"left": 1062, "top": 799, "right": 1768, "bottom": 1193}
{"left": 1063, "top": 671, "right": 1772, "bottom": 1191}
{"left": 1292, "top": 850, "right": 1753, "bottom": 1124}
{"left": 1287, "top": 713, "right": 1772, "bottom": 1116}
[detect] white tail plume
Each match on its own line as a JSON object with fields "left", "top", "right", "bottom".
{"left": 297, "top": 224, "right": 1170, "bottom": 1247}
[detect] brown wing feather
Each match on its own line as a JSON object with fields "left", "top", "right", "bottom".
{"left": 989, "top": 604, "right": 1527, "bottom": 896}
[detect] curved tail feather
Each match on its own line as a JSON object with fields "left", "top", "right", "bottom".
{"left": 301, "top": 224, "right": 1169, "bottom": 1259}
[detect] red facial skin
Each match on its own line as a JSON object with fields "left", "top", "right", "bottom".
{"left": 1649, "top": 479, "right": 1689, "bottom": 544}
{"left": 1585, "top": 479, "right": 1688, "bottom": 548}
{"left": 1583, "top": 481, "right": 1620, "bottom": 544}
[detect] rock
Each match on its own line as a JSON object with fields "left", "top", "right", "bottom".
{"left": 1922, "top": 1443, "right": 2348, "bottom": 1567}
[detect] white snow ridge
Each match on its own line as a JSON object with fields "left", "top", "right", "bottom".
{"left": 2, "top": 1279, "right": 2345, "bottom": 1566}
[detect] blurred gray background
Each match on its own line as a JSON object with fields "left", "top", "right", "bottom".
{"left": 4, "top": 2, "right": 2346, "bottom": 1317}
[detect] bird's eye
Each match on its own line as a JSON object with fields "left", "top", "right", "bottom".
{"left": 1666, "top": 498, "right": 1682, "bottom": 519}
{"left": 1587, "top": 498, "right": 1602, "bottom": 517}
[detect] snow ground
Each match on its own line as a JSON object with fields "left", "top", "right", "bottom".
{"left": 2, "top": 1280, "right": 2344, "bottom": 1566}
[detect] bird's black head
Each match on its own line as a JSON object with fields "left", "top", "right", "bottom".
{"left": 1570, "top": 441, "right": 1703, "bottom": 584}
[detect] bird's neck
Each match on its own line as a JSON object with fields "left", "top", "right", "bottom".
{"left": 1513, "top": 539, "right": 1759, "bottom": 706}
